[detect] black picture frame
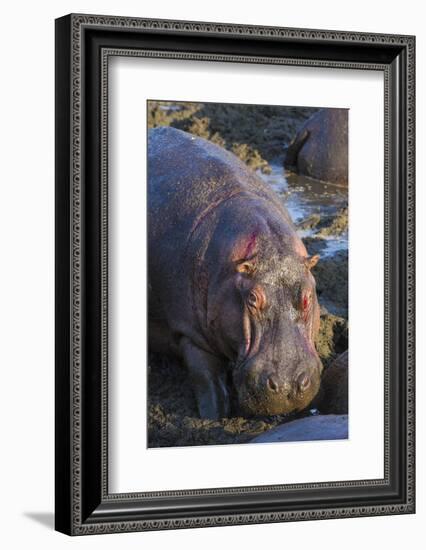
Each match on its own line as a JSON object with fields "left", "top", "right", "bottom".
{"left": 55, "top": 13, "right": 415, "bottom": 535}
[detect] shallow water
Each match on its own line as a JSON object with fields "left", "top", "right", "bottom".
{"left": 259, "top": 163, "right": 348, "bottom": 258}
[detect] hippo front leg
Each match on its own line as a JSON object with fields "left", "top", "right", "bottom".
{"left": 180, "top": 337, "right": 230, "bottom": 420}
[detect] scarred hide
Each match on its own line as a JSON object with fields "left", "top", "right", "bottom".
{"left": 148, "top": 127, "right": 323, "bottom": 419}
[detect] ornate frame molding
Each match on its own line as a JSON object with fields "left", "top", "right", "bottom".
{"left": 55, "top": 13, "right": 415, "bottom": 535}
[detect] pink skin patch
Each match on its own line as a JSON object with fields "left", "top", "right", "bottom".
{"left": 232, "top": 230, "right": 259, "bottom": 263}
{"left": 233, "top": 233, "right": 260, "bottom": 277}
{"left": 302, "top": 291, "right": 312, "bottom": 323}
{"left": 244, "top": 231, "right": 257, "bottom": 259}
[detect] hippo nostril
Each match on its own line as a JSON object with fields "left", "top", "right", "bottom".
{"left": 267, "top": 375, "right": 279, "bottom": 393}
{"left": 297, "top": 371, "right": 311, "bottom": 393}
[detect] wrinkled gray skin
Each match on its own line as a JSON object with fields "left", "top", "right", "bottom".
{"left": 285, "top": 108, "right": 348, "bottom": 186}
{"left": 148, "top": 127, "right": 323, "bottom": 419}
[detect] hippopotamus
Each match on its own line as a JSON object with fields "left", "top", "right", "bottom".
{"left": 285, "top": 108, "right": 348, "bottom": 186}
{"left": 148, "top": 126, "right": 323, "bottom": 419}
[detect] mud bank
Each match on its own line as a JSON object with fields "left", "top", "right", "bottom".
{"left": 148, "top": 101, "right": 318, "bottom": 173}
{"left": 148, "top": 354, "right": 292, "bottom": 447}
{"left": 301, "top": 207, "right": 348, "bottom": 318}
{"left": 311, "top": 251, "right": 348, "bottom": 318}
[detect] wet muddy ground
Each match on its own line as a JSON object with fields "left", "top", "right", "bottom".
{"left": 147, "top": 101, "right": 348, "bottom": 448}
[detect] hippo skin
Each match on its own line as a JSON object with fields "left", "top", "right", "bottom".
{"left": 285, "top": 108, "right": 348, "bottom": 186}
{"left": 148, "top": 127, "right": 323, "bottom": 419}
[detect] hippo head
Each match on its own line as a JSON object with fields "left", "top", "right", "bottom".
{"left": 208, "top": 227, "right": 323, "bottom": 416}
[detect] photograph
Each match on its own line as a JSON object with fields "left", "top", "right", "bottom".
{"left": 0, "top": 0, "right": 420, "bottom": 545}
{"left": 147, "top": 101, "right": 349, "bottom": 448}
{"left": 52, "top": 11, "right": 415, "bottom": 536}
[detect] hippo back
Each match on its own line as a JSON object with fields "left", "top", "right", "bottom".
{"left": 148, "top": 127, "right": 292, "bottom": 241}
{"left": 147, "top": 126, "right": 294, "bottom": 331}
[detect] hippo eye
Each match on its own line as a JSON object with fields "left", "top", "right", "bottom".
{"left": 247, "top": 291, "right": 258, "bottom": 308}
{"left": 246, "top": 287, "right": 266, "bottom": 312}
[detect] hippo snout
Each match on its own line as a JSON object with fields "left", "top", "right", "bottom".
{"left": 296, "top": 371, "right": 311, "bottom": 392}
{"left": 236, "top": 359, "right": 322, "bottom": 417}
{"left": 266, "top": 369, "right": 311, "bottom": 395}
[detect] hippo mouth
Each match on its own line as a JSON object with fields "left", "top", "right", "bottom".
{"left": 235, "top": 366, "right": 321, "bottom": 417}
{"left": 237, "top": 373, "right": 321, "bottom": 417}
{"left": 233, "top": 328, "right": 322, "bottom": 417}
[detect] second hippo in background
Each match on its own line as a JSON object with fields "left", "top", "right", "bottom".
{"left": 285, "top": 108, "right": 348, "bottom": 186}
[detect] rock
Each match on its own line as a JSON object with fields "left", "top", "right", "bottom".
{"left": 298, "top": 207, "right": 348, "bottom": 238}
{"left": 297, "top": 213, "right": 321, "bottom": 231}
{"left": 315, "top": 350, "right": 349, "bottom": 414}
{"left": 250, "top": 414, "right": 348, "bottom": 443}
{"left": 317, "top": 207, "right": 348, "bottom": 237}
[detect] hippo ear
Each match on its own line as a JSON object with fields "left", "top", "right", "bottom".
{"left": 235, "top": 260, "right": 256, "bottom": 276}
{"left": 231, "top": 231, "right": 258, "bottom": 274}
{"left": 305, "top": 254, "right": 320, "bottom": 270}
